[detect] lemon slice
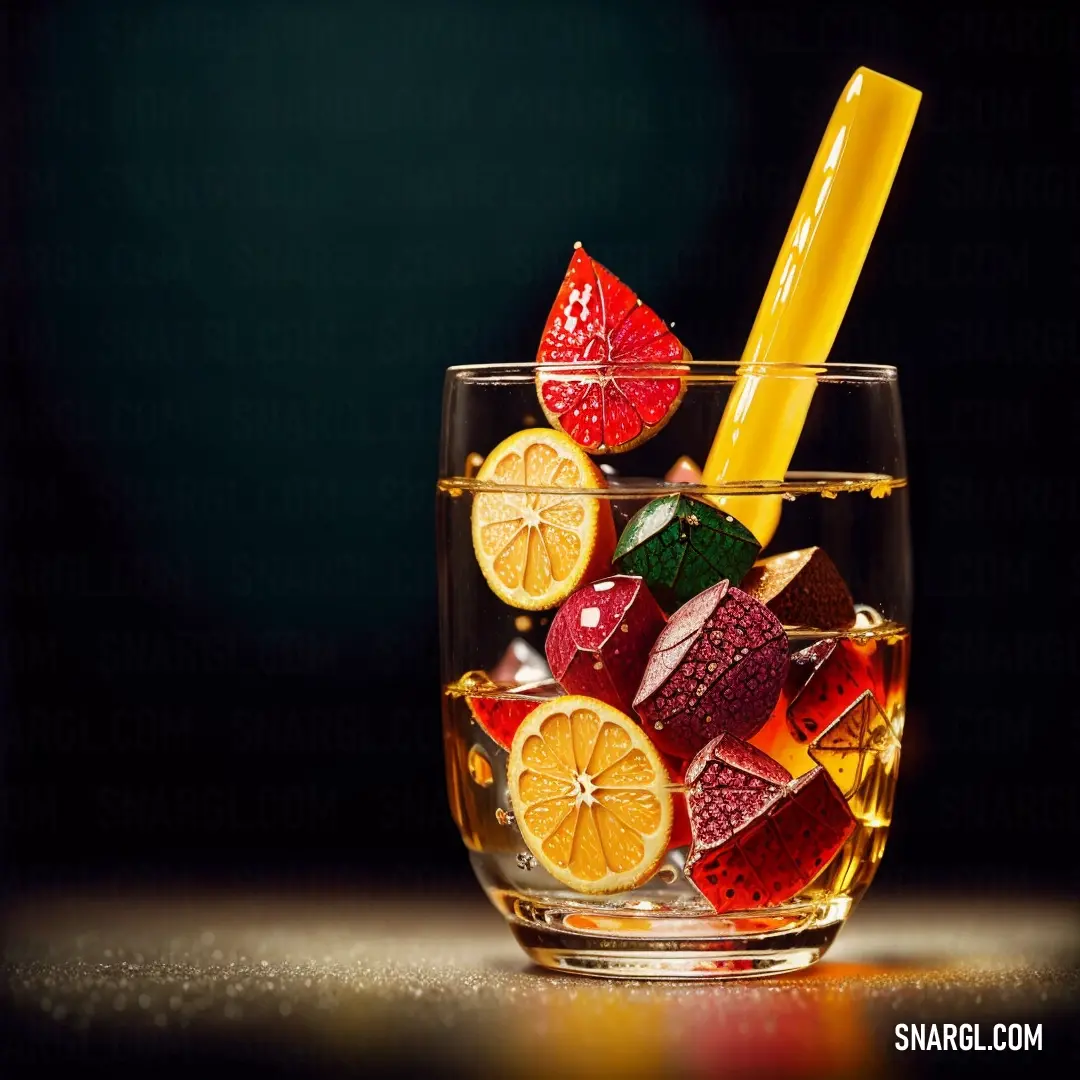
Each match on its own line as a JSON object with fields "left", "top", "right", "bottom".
{"left": 507, "top": 695, "right": 673, "bottom": 894}
{"left": 471, "top": 429, "right": 615, "bottom": 610}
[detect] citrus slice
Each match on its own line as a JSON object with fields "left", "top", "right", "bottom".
{"left": 471, "top": 429, "right": 616, "bottom": 610}
{"left": 536, "top": 245, "right": 688, "bottom": 453}
{"left": 507, "top": 695, "right": 674, "bottom": 894}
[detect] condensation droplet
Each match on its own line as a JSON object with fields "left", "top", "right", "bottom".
{"left": 514, "top": 615, "right": 533, "bottom": 632}
{"left": 467, "top": 745, "right": 494, "bottom": 788}
{"left": 516, "top": 853, "right": 537, "bottom": 871}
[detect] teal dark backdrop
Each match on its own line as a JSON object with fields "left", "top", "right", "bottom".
{"left": 13, "top": 0, "right": 732, "bottom": 645}
{"left": 3, "top": 1, "right": 1076, "bottom": 889}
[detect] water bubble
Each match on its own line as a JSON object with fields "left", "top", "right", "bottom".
{"left": 654, "top": 866, "right": 679, "bottom": 885}
{"left": 467, "top": 745, "right": 494, "bottom": 788}
{"left": 514, "top": 615, "right": 533, "bottom": 632}
{"left": 495, "top": 808, "right": 516, "bottom": 827}
{"left": 516, "top": 853, "right": 537, "bottom": 871}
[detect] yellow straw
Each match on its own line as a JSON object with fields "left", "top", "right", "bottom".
{"left": 703, "top": 67, "right": 921, "bottom": 546}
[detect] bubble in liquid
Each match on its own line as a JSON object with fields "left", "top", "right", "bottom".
{"left": 495, "top": 808, "right": 516, "bottom": 827}
{"left": 514, "top": 615, "right": 533, "bottom": 632}
{"left": 516, "top": 853, "right": 537, "bottom": 871}
{"left": 467, "top": 745, "right": 494, "bottom": 787}
{"left": 464, "top": 452, "right": 485, "bottom": 478}
{"left": 654, "top": 866, "right": 679, "bottom": 884}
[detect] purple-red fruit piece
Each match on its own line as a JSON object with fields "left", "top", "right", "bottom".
{"left": 545, "top": 575, "right": 667, "bottom": 715}
{"left": 633, "top": 580, "right": 789, "bottom": 758}
{"left": 685, "top": 733, "right": 791, "bottom": 852}
{"left": 741, "top": 547, "right": 856, "bottom": 631}
{"left": 687, "top": 765, "right": 855, "bottom": 913}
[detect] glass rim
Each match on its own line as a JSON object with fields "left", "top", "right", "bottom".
{"left": 446, "top": 360, "right": 898, "bottom": 383}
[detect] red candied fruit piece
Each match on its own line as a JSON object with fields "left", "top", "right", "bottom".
{"left": 684, "top": 732, "right": 791, "bottom": 853}
{"left": 465, "top": 695, "right": 540, "bottom": 751}
{"left": 687, "top": 765, "right": 855, "bottom": 914}
{"left": 536, "top": 246, "right": 686, "bottom": 453}
{"left": 633, "top": 580, "right": 789, "bottom": 758}
{"left": 545, "top": 575, "right": 666, "bottom": 716}
{"left": 786, "top": 638, "right": 884, "bottom": 745}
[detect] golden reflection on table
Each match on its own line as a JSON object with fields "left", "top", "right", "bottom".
{"left": 3, "top": 889, "right": 1077, "bottom": 1077}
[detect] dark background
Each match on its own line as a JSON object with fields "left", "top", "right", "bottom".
{"left": 1, "top": 0, "right": 1076, "bottom": 898}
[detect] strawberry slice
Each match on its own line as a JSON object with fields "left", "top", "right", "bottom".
{"left": 536, "top": 245, "right": 687, "bottom": 453}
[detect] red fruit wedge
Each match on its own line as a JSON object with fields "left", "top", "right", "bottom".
{"left": 633, "top": 580, "right": 790, "bottom": 758}
{"left": 786, "top": 638, "right": 883, "bottom": 745}
{"left": 536, "top": 245, "right": 688, "bottom": 453}
{"left": 466, "top": 695, "right": 540, "bottom": 750}
{"left": 544, "top": 574, "right": 666, "bottom": 715}
{"left": 684, "top": 733, "right": 791, "bottom": 853}
{"left": 687, "top": 765, "right": 855, "bottom": 914}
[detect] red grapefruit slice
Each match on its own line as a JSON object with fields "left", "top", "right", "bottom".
{"left": 536, "top": 245, "right": 688, "bottom": 453}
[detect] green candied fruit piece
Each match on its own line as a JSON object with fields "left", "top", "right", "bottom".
{"left": 612, "top": 494, "right": 760, "bottom": 613}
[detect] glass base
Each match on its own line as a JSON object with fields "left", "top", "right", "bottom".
{"left": 497, "top": 892, "right": 850, "bottom": 980}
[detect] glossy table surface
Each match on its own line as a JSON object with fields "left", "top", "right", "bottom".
{"left": 3, "top": 887, "right": 1078, "bottom": 1077}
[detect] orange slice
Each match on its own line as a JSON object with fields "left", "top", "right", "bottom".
{"left": 471, "top": 429, "right": 616, "bottom": 610}
{"left": 507, "top": 695, "right": 673, "bottom": 894}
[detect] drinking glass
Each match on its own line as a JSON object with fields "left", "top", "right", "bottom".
{"left": 438, "top": 361, "right": 910, "bottom": 978}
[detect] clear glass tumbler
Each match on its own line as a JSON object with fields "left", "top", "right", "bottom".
{"left": 438, "top": 362, "right": 910, "bottom": 978}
